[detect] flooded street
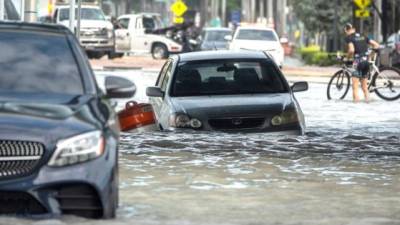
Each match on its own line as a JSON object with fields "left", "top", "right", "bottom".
{"left": 3, "top": 70, "right": 400, "bottom": 225}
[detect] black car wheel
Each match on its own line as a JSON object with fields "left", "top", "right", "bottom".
{"left": 152, "top": 44, "right": 169, "bottom": 60}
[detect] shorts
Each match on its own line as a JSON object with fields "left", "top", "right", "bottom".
{"left": 352, "top": 57, "right": 369, "bottom": 78}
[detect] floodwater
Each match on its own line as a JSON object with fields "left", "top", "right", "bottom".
{"left": 2, "top": 70, "right": 400, "bottom": 225}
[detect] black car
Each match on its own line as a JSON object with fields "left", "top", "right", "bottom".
{"left": 0, "top": 22, "right": 135, "bottom": 218}
{"left": 147, "top": 50, "right": 308, "bottom": 134}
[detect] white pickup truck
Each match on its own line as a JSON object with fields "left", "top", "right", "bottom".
{"left": 52, "top": 4, "right": 115, "bottom": 59}
{"left": 115, "top": 13, "right": 183, "bottom": 59}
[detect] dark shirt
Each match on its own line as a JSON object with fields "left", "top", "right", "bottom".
{"left": 345, "top": 33, "right": 370, "bottom": 56}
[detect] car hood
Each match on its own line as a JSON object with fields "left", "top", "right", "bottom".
{"left": 0, "top": 95, "right": 102, "bottom": 147}
{"left": 170, "top": 93, "right": 294, "bottom": 118}
{"left": 231, "top": 40, "right": 281, "bottom": 51}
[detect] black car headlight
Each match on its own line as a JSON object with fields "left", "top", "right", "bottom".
{"left": 169, "top": 113, "right": 202, "bottom": 129}
{"left": 48, "top": 131, "right": 105, "bottom": 167}
{"left": 271, "top": 111, "right": 299, "bottom": 126}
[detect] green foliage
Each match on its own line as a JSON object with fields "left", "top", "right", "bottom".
{"left": 299, "top": 46, "right": 338, "bottom": 66}
{"left": 289, "top": 0, "right": 353, "bottom": 36}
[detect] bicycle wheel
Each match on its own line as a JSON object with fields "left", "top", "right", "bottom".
{"left": 327, "top": 70, "right": 351, "bottom": 100}
{"left": 372, "top": 66, "right": 400, "bottom": 101}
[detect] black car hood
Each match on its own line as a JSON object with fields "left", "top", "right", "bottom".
{"left": 170, "top": 93, "right": 294, "bottom": 118}
{"left": 0, "top": 94, "right": 102, "bottom": 146}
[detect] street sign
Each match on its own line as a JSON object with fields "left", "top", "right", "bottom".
{"left": 171, "top": 0, "right": 188, "bottom": 17}
{"left": 355, "top": 9, "right": 370, "bottom": 18}
{"left": 354, "top": 0, "right": 371, "bottom": 10}
{"left": 173, "top": 16, "right": 184, "bottom": 24}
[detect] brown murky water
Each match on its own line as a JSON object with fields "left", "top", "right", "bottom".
{"left": 1, "top": 71, "right": 400, "bottom": 225}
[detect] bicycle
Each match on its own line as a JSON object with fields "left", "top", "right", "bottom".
{"left": 327, "top": 49, "right": 400, "bottom": 101}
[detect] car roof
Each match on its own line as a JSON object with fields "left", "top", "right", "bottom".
{"left": 176, "top": 50, "right": 270, "bottom": 62}
{"left": 0, "top": 21, "right": 70, "bottom": 34}
{"left": 236, "top": 26, "right": 276, "bottom": 31}
{"left": 119, "top": 13, "right": 160, "bottom": 18}
{"left": 55, "top": 4, "right": 100, "bottom": 9}
{"left": 203, "top": 27, "right": 232, "bottom": 31}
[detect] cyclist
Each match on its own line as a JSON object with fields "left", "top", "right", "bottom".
{"left": 344, "top": 23, "right": 379, "bottom": 102}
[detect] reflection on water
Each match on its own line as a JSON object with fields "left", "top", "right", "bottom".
{"left": 2, "top": 74, "right": 400, "bottom": 225}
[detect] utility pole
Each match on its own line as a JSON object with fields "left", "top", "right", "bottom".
{"left": 25, "top": 0, "right": 37, "bottom": 22}
{"left": 382, "top": 0, "right": 388, "bottom": 41}
{"left": 374, "top": 0, "right": 382, "bottom": 42}
{"left": 222, "top": 0, "right": 226, "bottom": 26}
{"left": 333, "top": 0, "right": 338, "bottom": 51}
{"left": 259, "top": 0, "right": 264, "bottom": 19}
{"left": 69, "top": 0, "right": 75, "bottom": 32}
{"left": 267, "top": 0, "right": 273, "bottom": 26}
{"left": 0, "top": 0, "right": 4, "bottom": 20}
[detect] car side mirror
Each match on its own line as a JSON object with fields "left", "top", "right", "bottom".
{"left": 105, "top": 76, "right": 136, "bottom": 98}
{"left": 224, "top": 35, "right": 232, "bottom": 41}
{"left": 291, "top": 81, "right": 308, "bottom": 92}
{"left": 146, "top": 86, "right": 164, "bottom": 97}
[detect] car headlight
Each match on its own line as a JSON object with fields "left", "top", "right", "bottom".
{"left": 48, "top": 131, "right": 105, "bottom": 167}
{"left": 169, "top": 113, "right": 202, "bottom": 129}
{"left": 271, "top": 111, "right": 298, "bottom": 126}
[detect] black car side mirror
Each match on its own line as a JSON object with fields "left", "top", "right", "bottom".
{"left": 105, "top": 76, "right": 136, "bottom": 98}
{"left": 146, "top": 86, "right": 164, "bottom": 97}
{"left": 291, "top": 81, "right": 308, "bottom": 92}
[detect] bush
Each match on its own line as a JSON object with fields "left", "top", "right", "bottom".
{"left": 298, "top": 45, "right": 338, "bottom": 66}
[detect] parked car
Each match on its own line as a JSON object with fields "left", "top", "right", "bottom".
{"left": 114, "top": 13, "right": 183, "bottom": 59}
{"left": 52, "top": 4, "right": 116, "bottom": 59}
{"left": 227, "top": 27, "right": 284, "bottom": 67}
{"left": 380, "top": 32, "right": 400, "bottom": 67}
{"left": 0, "top": 22, "right": 135, "bottom": 218}
{"left": 146, "top": 50, "right": 307, "bottom": 134}
{"left": 199, "top": 27, "right": 232, "bottom": 50}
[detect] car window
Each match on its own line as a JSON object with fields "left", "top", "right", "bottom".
{"left": 59, "top": 8, "right": 106, "bottom": 21}
{"left": 161, "top": 64, "right": 173, "bottom": 92}
{"left": 236, "top": 29, "right": 278, "bottom": 41}
{"left": 387, "top": 34, "right": 396, "bottom": 43}
{"left": 156, "top": 61, "right": 171, "bottom": 86}
{"left": 118, "top": 18, "right": 130, "bottom": 29}
{"left": 0, "top": 30, "right": 84, "bottom": 95}
{"left": 171, "top": 59, "right": 287, "bottom": 97}
{"left": 205, "top": 30, "right": 232, "bottom": 42}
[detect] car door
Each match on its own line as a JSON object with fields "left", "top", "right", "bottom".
{"left": 131, "top": 16, "right": 149, "bottom": 53}
{"left": 115, "top": 17, "right": 131, "bottom": 52}
{"left": 380, "top": 34, "right": 396, "bottom": 66}
{"left": 151, "top": 60, "right": 173, "bottom": 126}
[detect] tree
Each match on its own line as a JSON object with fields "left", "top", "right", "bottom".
{"left": 290, "top": 0, "right": 353, "bottom": 36}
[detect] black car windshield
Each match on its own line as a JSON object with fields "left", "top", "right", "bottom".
{"left": 0, "top": 30, "right": 84, "bottom": 95}
{"left": 205, "top": 30, "right": 231, "bottom": 42}
{"left": 236, "top": 29, "right": 277, "bottom": 41}
{"left": 60, "top": 8, "right": 106, "bottom": 21}
{"left": 171, "top": 60, "right": 288, "bottom": 97}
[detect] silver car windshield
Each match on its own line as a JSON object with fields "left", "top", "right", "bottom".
{"left": 171, "top": 60, "right": 288, "bottom": 97}
{"left": 236, "top": 29, "right": 277, "bottom": 41}
{"left": 60, "top": 8, "right": 106, "bottom": 21}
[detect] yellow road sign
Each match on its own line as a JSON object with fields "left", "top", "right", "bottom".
{"left": 354, "top": 0, "right": 371, "bottom": 9}
{"left": 355, "top": 9, "right": 370, "bottom": 18}
{"left": 171, "top": 0, "right": 188, "bottom": 17}
{"left": 173, "top": 16, "right": 184, "bottom": 24}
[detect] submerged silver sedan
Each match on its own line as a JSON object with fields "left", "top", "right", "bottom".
{"left": 146, "top": 50, "right": 308, "bottom": 134}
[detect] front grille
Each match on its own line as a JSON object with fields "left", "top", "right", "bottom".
{"left": 0, "top": 191, "right": 47, "bottom": 215}
{"left": 209, "top": 117, "right": 265, "bottom": 130}
{"left": 0, "top": 140, "right": 45, "bottom": 179}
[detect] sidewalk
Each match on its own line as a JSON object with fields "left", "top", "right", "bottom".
{"left": 90, "top": 55, "right": 339, "bottom": 78}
